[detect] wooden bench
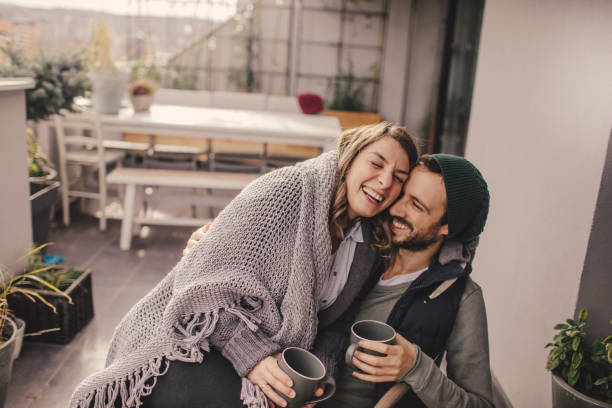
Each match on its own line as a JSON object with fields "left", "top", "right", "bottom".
{"left": 107, "top": 167, "right": 259, "bottom": 250}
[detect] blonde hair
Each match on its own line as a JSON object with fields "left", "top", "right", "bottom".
{"left": 329, "top": 122, "right": 420, "bottom": 250}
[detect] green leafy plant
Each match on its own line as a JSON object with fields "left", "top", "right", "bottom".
{"left": 0, "top": 42, "right": 91, "bottom": 122}
{"left": 546, "top": 309, "right": 612, "bottom": 403}
{"left": 0, "top": 244, "right": 72, "bottom": 341}
{"left": 27, "top": 128, "right": 53, "bottom": 178}
{"left": 327, "top": 68, "right": 366, "bottom": 112}
{"left": 131, "top": 59, "right": 163, "bottom": 83}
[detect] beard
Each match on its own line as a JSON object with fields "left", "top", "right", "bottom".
{"left": 393, "top": 220, "right": 442, "bottom": 251}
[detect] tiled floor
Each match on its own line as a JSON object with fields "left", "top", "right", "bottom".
{"left": 6, "top": 213, "right": 193, "bottom": 408}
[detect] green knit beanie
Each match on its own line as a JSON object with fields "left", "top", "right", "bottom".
{"left": 429, "top": 154, "right": 490, "bottom": 243}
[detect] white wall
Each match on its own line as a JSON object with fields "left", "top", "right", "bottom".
{"left": 378, "top": 0, "right": 412, "bottom": 123}
{"left": 0, "top": 84, "right": 34, "bottom": 272}
{"left": 465, "top": 1, "right": 612, "bottom": 406}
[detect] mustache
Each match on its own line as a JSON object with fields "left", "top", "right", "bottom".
{"left": 391, "top": 217, "right": 414, "bottom": 231}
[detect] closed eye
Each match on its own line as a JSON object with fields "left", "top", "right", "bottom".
{"left": 371, "top": 161, "right": 383, "bottom": 168}
{"left": 393, "top": 175, "right": 406, "bottom": 183}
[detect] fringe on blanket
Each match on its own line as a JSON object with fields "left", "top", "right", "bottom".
{"left": 75, "top": 303, "right": 265, "bottom": 408}
{"left": 78, "top": 356, "right": 170, "bottom": 408}
{"left": 241, "top": 378, "right": 270, "bottom": 408}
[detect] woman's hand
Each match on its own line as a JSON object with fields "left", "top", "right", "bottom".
{"left": 350, "top": 333, "right": 417, "bottom": 383}
{"left": 247, "top": 354, "right": 295, "bottom": 408}
{"left": 182, "top": 223, "right": 211, "bottom": 256}
{"left": 301, "top": 386, "right": 324, "bottom": 408}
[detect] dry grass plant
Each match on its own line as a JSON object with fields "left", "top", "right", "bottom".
{"left": 0, "top": 244, "right": 72, "bottom": 341}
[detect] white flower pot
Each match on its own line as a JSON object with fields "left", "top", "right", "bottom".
{"left": 90, "top": 70, "right": 129, "bottom": 114}
{"left": 130, "top": 93, "right": 154, "bottom": 112}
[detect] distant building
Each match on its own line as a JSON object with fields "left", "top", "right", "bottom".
{"left": 0, "top": 20, "right": 39, "bottom": 63}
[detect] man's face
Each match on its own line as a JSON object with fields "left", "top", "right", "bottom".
{"left": 388, "top": 165, "right": 449, "bottom": 251}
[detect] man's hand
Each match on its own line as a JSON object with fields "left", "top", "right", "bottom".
{"left": 247, "top": 354, "right": 295, "bottom": 408}
{"left": 350, "top": 333, "right": 417, "bottom": 383}
{"left": 182, "top": 223, "right": 211, "bottom": 256}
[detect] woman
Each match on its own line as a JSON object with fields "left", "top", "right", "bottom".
{"left": 70, "top": 122, "right": 419, "bottom": 408}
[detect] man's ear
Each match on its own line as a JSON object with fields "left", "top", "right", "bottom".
{"left": 438, "top": 223, "right": 449, "bottom": 239}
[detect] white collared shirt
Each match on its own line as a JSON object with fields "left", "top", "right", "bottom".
{"left": 319, "top": 221, "right": 364, "bottom": 310}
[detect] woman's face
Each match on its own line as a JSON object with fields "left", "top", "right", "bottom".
{"left": 345, "top": 136, "right": 411, "bottom": 220}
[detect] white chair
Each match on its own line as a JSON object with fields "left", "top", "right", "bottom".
{"left": 55, "top": 112, "right": 125, "bottom": 231}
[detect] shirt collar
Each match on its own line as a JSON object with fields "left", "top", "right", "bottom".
{"left": 346, "top": 221, "right": 364, "bottom": 243}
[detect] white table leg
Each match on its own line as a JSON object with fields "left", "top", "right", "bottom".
{"left": 120, "top": 183, "right": 136, "bottom": 250}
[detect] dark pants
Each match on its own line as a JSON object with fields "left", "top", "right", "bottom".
{"left": 142, "top": 350, "right": 244, "bottom": 408}
{"left": 91, "top": 350, "right": 244, "bottom": 408}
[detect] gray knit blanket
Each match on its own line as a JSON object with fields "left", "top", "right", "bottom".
{"left": 70, "top": 151, "right": 338, "bottom": 408}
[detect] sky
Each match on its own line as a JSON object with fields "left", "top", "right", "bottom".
{"left": 4, "top": 0, "right": 238, "bottom": 21}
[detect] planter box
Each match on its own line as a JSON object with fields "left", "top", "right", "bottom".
{"left": 9, "top": 269, "right": 94, "bottom": 344}
{"left": 552, "top": 373, "right": 612, "bottom": 408}
{"left": 323, "top": 109, "right": 382, "bottom": 130}
{"left": 29, "top": 180, "right": 60, "bottom": 252}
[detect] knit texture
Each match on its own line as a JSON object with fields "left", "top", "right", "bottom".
{"left": 430, "top": 154, "right": 489, "bottom": 243}
{"left": 70, "top": 152, "right": 338, "bottom": 408}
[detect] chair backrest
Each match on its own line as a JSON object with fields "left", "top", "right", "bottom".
{"left": 55, "top": 111, "right": 104, "bottom": 150}
{"left": 54, "top": 111, "right": 110, "bottom": 168}
{"left": 155, "top": 88, "right": 212, "bottom": 108}
{"left": 211, "top": 91, "right": 267, "bottom": 110}
{"left": 266, "top": 95, "right": 301, "bottom": 113}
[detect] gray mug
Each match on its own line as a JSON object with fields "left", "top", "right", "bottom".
{"left": 345, "top": 320, "right": 396, "bottom": 370}
{"left": 275, "top": 347, "right": 336, "bottom": 407}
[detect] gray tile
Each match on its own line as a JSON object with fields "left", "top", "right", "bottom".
{"left": 6, "top": 342, "right": 72, "bottom": 408}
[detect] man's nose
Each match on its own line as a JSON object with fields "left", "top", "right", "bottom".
{"left": 390, "top": 193, "right": 409, "bottom": 215}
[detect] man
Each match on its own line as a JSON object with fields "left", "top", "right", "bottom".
{"left": 315, "top": 154, "right": 493, "bottom": 407}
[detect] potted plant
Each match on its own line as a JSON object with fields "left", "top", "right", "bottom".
{"left": 0, "top": 42, "right": 91, "bottom": 123}
{"left": 8, "top": 246, "right": 94, "bottom": 345}
{"left": 27, "top": 128, "right": 60, "bottom": 250}
{"left": 546, "top": 309, "right": 612, "bottom": 407}
{"left": 323, "top": 67, "right": 381, "bottom": 130}
{"left": 129, "top": 78, "right": 158, "bottom": 112}
{"left": 88, "top": 21, "right": 129, "bottom": 113}
{"left": 0, "top": 245, "right": 70, "bottom": 408}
